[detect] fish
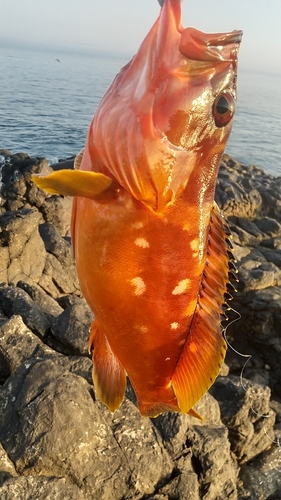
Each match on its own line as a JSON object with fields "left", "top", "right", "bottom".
{"left": 33, "top": 0, "right": 242, "bottom": 418}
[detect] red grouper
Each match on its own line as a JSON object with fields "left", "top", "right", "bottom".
{"left": 33, "top": 0, "right": 242, "bottom": 418}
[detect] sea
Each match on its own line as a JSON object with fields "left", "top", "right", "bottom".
{"left": 0, "top": 42, "right": 280, "bottom": 177}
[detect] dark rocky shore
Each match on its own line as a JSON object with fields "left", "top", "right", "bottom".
{"left": 0, "top": 149, "right": 280, "bottom": 500}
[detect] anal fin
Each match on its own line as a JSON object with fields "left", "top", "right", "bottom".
{"left": 89, "top": 320, "right": 126, "bottom": 412}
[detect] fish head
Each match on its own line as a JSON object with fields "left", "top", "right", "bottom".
{"left": 85, "top": 0, "right": 242, "bottom": 212}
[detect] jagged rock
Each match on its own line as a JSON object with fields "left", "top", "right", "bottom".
{"left": 254, "top": 217, "right": 281, "bottom": 237}
{"left": 238, "top": 262, "right": 281, "bottom": 291}
{"left": 0, "top": 209, "right": 46, "bottom": 284}
{"left": 51, "top": 301, "right": 93, "bottom": 356}
{"left": 0, "top": 442, "right": 18, "bottom": 486}
{"left": 0, "top": 150, "right": 78, "bottom": 296}
{"left": 1, "top": 150, "right": 281, "bottom": 499}
{"left": 186, "top": 425, "right": 238, "bottom": 500}
{"left": 17, "top": 280, "right": 63, "bottom": 318}
{"left": 0, "top": 285, "right": 53, "bottom": 338}
{"left": 159, "top": 472, "right": 200, "bottom": 500}
{"left": 210, "top": 376, "right": 276, "bottom": 464}
{"left": 39, "top": 252, "right": 80, "bottom": 297}
{"left": 0, "top": 314, "right": 45, "bottom": 375}
{"left": 39, "top": 222, "right": 73, "bottom": 265}
{"left": 154, "top": 394, "right": 239, "bottom": 499}
{"left": 40, "top": 195, "right": 72, "bottom": 237}
{"left": 0, "top": 357, "right": 173, "bottom": 500}
{"left": 0, "top": 476, "right": 86, "bottom": 500}
{"left": 154, "top": 393, "right": 222, "bottom": 459}
{"left": 238, "top": 443, "right": 281, "bottom": 500}
{"left": 216, "top": 155, "right": 281, "bottom": 221}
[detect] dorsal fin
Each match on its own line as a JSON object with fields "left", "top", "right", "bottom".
{"left": 172, "top": 202, "right": 236, "bottom": 413}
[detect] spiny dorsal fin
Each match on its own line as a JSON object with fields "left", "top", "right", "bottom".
{"left": 172, "top": 202, "right": 236, "bottom": 414}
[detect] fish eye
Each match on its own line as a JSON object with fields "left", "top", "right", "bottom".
{"left": 213, "top": 92, "right": 236, "bottom": 127}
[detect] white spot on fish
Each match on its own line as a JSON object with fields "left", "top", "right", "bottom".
{"left": 170, "top": 322, "right": 179, "bottom": 330}
{"left": 165, "top": 357, "right": 171, "bottom": 361}
{"left": 172, "top": 278, "right": 191, "bottom": 295}
{"left": 134, "top": 237, "right": 150, "bottom": 248}
{"left": 135, "top": 324, "right": 148, "bottom": 333}
{"left": 131, "top": 277, "right": 146, "bottom": 296}
{"left": 190, "top": 239, "right": 199, "bottom": 251}
{"left": 131, "top": 221, "right": 144, "bottom": 229}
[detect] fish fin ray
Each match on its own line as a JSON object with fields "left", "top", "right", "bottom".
{"left": 188, "top": 408, "right": 204, "bottom": 421}
{"left": 89, "top": 320, "right": 126, "bottom": 412}
{"left": 74, "top": 148, "right": 85, "bottom": 170}
{"left": 172, "top": 202, "right": 232, "bottom": 413}
{"left": 32, "top": 170, "right": 118, "bottom": 202}
{"left": 70, "top": 197, "right": 77, "bottom": 257}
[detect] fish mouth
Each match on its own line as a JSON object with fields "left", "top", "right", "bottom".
{"left": 158, "top": 0, "right": 242, "bottom": 65}
{"left": 179, "top": 27, "right": 243, "bottom": 63}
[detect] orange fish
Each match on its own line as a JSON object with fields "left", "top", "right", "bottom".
{"left": 33, "top": 0, "right": 242, "bottom": 418}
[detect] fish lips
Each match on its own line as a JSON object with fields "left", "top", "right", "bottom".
{"left": 179, "top": 27, "right": 243, "bottom": 63}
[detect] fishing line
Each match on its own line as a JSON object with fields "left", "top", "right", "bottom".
{"left": 222, "top": 305, "right": 280, "bottom": 448}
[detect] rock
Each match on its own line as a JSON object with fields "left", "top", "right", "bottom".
{"left": 154, "top": 393, "right": 222, "bottom": 459}
{"left": 39, "top": 222, "right": 73, "bottom": 264}
{"left": 238, "top": 444, "right": 281, "bottom": 500}
{"left": 17, "top": 280, "right": 63, "bottom": 318}
{"left": 154, "top": 393, "right": 239, "bottom": 499}
{"left": 0, "top": 359, "right": 129, "bottom": 499}
{"left": 0, "top": 315, "right": 45, "bottom": 375}
{"left": 51, "top": 301, "right": 93, "bottom": 356}
{"left": 106, "top": 398, "right": 173, "bottom": 496}
{"left": 254, "top": 217, "right": 281, "bottom": 237}
{"left": 41, "top": 195, "right": 72, "bottom": 236}
{"left": 0, "top": 476, "right": 86, "bottom": 500}
{"left": 186, "top": 425, "right": 238, "bottom": 500}
{"left": 0, "top": 285, "right": 53, "bottom": 338}
{"left": 0, "top": 357, "right": 173, "bottom": 500}
{"left": 159, "top": 472, "right": 200, "bottom": 500}
{"left": 238, "top": 262, "right": 281, "bottom": 292}
{"left": 1, "top": 150, "right": 281, "bottom": 499}
{"left": 0, "top": 151, "right": 79, "bottom": 296}
{"left": 39, "top": 252, "right": 80, "bottom": 297}
{"left": 0, "top": 209, "right": 46, "bottom": 284}
{"left": 0, "top": 442, "right": 18, "bottom": 486}
{"left": 215, "top": 159, "right": 263, "bottom": 219}
{"left": 210, "top": 376, "right": 276, "bottom": 463}
{"left": 230, "top": 224, "right": 262, "bottom": 247}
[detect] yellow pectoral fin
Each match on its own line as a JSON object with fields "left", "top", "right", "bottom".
{"left": 32, "top": 169, "right": 118, "bottom": 202}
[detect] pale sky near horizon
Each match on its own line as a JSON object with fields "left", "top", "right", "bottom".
{"left": 1, "top": 0, "right": 281, "bottom": 74}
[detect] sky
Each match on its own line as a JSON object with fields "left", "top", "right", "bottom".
{"left": 1, "top": 0, "right": 281, "bottom": 74}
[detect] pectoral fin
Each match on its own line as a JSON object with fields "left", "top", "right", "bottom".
{"left": 32, "top": 169, "right": 118, "bottom": 202}
{"left": 89, "top": 320, "right": 126, "bottom": 412}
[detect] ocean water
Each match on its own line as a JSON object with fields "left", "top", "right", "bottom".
{"left": 0, "top": 42, "right": 280, "bottom": 177}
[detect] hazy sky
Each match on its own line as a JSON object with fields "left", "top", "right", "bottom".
{"left": 1, "top": 0, "right": 281, "bottom": 74}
